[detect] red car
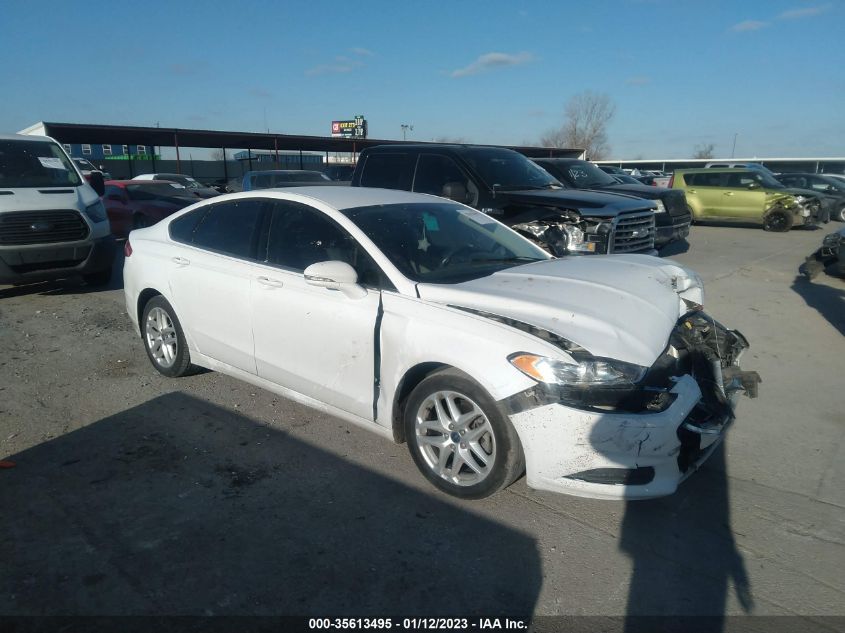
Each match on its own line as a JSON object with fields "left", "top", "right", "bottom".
{"left": 102, "top": 180, "right": 197, "bottom": 238}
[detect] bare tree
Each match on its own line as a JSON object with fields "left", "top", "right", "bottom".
{"left": 540, "top": 91, "right": 616, "bottom": 159}
{"left": 433, "top": 136, "right": 469, "bottom": 144}
{"left": 210, "top": 148, "right": 226, "bottom": 161}
{"left": 692, "top": 143, "right": 715, "bottom": 159}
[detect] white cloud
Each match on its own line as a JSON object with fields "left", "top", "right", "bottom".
{"left": 350, "top": 47, "right": 374, "bottom": 57}
{"left": 450, "top": 51, "right": 534, "bottom": 78}
{"left": 778, "top": 4, "right": 831, "bottom": 19}
{"left": 729, "top": 19, "right": 769, "bottom": 32}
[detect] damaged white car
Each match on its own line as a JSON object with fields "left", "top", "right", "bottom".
{"left": 123, "top": 187, "right": 759, "bottom": 500}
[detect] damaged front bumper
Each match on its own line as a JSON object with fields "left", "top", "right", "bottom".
{"left": 503, "top": 312, "right": 760, "bottom": 500}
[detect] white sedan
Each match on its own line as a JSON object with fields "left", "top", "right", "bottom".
{"left": 123, "top": 187, "right": 759, "bottom": 500}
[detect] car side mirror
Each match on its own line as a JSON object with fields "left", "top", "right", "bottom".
{"left": 442, "top": 181, "right": 469, "bottom": 203}
{"left": 747, "top": 182, "right": 760, "bottom": 190}
{"left": 89, "top": 171, "right": 105, "bottom": 196}
{"left": 304, "top": 261, "right": 367, "bottom": 299}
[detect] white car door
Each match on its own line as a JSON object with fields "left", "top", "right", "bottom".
{"left": 167, "top": 198, "right": 267, "bottom": 374}
{"left": 250, "top": 199, "right": 386, "bottom": 419}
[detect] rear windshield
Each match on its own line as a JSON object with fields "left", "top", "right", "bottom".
{"left": 0, "top": 139, "right": 82, "bottom": 188}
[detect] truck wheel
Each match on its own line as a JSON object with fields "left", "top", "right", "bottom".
{"left": 763, "top": 208, "right": 793, "bottom": 232}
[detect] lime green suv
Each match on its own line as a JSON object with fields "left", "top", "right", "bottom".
{"left": 671, "top": 168, "right": 815, "bottom": 231}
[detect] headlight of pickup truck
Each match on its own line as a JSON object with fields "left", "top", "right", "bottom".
{"left": 563, "top": 225, "right": 596, "bottom": 253}
{"left": 654, "top": 200, "right": 666, "bottom": 213}
{"left": 509, "top": 353, "right": 647, "bottom": 387}
{"left": 84, "top": 200, "right": 107, "bottom": 223}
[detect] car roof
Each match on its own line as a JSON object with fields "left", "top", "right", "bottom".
{"left": 245, "top": 169, "right": 325, "bottom": 176}
{"left": 363, "top": 143, "right": 519, "bottom": 155}
{"left": 242, "top": 186, "right": 445, "bottom": 210}
{"left": 0, "top": 133, "right": 57, "bottom": 142}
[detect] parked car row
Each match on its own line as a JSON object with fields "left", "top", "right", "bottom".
{"left": 670, "top": 168, "right": 825, "bottom": 231}
{"left": 1, "top": 132, "right": 766, "bottom": 503}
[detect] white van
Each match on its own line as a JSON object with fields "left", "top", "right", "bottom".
{"left": 0, "top": 134, "right": 115, "bottom": 285}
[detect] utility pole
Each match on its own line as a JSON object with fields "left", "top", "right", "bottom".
{"left": 731, "top": 133, "right": 738, "bottom": 158}
{"left": 401, "top": 124, "right": 413, "bottom": 141}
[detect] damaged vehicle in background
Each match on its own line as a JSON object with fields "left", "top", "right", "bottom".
{"left": 123, "top": 187, "right": 759, "bottom": 500}
{"left": 351, "top": 144, "right": 658, "bottom": 257}
{"left": 672, "top": 168, "right": 822, "bottom": 231}
{"left": 532, "top": 157, "right": 691, "bottom": 249}
{"left": 801, "top": 225, "right": 845, "bottom": 279}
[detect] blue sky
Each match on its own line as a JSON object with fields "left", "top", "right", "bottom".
{"left": 1, "top": 0, "right": 843, "bottom": 159}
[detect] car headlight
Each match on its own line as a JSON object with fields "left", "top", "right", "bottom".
{"left": 83, "top": 200, "right": 107, "bottom": 223}
{"left": 654, "top": 200, "right": 666, "bottom": 214}
{"left": 794, "top": 195, "right": 806, "bottom": 204}
{"left": 563, "top": 225, "right": 597, "bottom": 253}
{"left": 509, "top": 353, "right": 647, "bottom": 387}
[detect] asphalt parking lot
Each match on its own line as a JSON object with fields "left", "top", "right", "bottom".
{"left": 0, "top": 225, "right": 843, "bottom": 624}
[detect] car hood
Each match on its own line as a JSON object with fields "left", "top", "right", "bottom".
{"left": 416, "top": 255, "right": 700, "bottom": 367}
{"left": 594, "top": 183, "right": 667, "bottom": 199}
{"left": 498, "top": 189, "right": 656, "bottom": 217}
{"left": 0, "top": 185, "right": 98, "bottom": 213}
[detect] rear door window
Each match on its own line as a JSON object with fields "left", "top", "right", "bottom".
{"left": 188, "top": 199, "right": 267, "bottom": 259}
{"left": 359, "top": 153, "right": 414, "bottom": 190}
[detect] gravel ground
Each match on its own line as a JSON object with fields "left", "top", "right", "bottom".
{"left": 0, "top": 225, "right": 843, "bottom": 625}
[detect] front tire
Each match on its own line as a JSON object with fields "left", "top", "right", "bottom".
{"left": 836, "top": 204, "right": 845, "bottom": 223}
{"left": 141, "top": 296, "right": 198, "bottom": 377}
{"left": 763, "top": 207, "right": 793, "bottom": 232}
{"left": 403, "top": 369, "right": 524, "bottom": 499}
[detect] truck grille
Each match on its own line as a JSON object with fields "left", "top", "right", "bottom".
{"left": 0, "top": 210, "right": 89, "bottom": 246}
{"left": 611, "top": 211, "right": 655, "bottom": 253}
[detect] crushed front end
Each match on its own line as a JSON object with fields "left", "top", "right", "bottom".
{"left": 504, "top": 312, "right": 760, "bottom": 500}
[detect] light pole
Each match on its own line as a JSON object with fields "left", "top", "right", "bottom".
{"left": 401, "top": 124, "right": 413, "bottom": 141}
{"left": 731, "top": 132, "right": 738, "bottom": 158}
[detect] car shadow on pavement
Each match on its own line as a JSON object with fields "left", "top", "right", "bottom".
{"left": 0, "top": 393, "right": 541, "bottom": 617}
{"left": 658, "top": 239, "right": 690, "bottom": 258}
{"left": 619, "top": 444, "right": 754, "bottom": 632}
{"left": 790, "top": 274, "right": 845, "bottom": 336}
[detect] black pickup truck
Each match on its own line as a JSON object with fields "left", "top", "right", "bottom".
{"left": 533, "top": 158, "right": 691, "bottom": 248}
{"left": 351, "top": 144, "right": 658, "bottom": 256}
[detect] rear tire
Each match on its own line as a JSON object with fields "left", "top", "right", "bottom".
{"left": 762, "top": 207, "right": 793, "bottom": 232}
{"left": 141, "top": 295, "right": 198, "bottom": 378}
{"left": 836, "top": 204, "right": 845, "bottom": 223}
{"left": 403, "top": 368, "right": 524, "bottom": 499}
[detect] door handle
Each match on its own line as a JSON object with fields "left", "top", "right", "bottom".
{"left": 723, "top": 192, "right": 734, "bottom": 196}
{"left": 256, "top": 276, "right": 285, "bottom": 288}
{"left": 171, "top": 256, "right": 190, "bottom": 265}
{"left": 687, "top": 189, "right": 697, "bottom": 194}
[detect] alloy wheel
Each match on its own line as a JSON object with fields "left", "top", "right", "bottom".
{"left": 414, "top": 390, "right": 497, "bottom": 487}
{"left": 145, "top": 306, "right": 178, "bottom": 369}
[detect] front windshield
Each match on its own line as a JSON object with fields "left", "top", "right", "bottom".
{"left": 0, "top": 140, "right": 82, "bottom": 188}
{"left": 462, "top": 148, "right": 562, "bottom": 191}
{"left": 755, "top": 172, "right": 785, "bottom": 189}
{"left": 564, "top": 162, "right": 618, "bottom": 187}
{"left": 341, "top": 202, "right": 550, "bottom": 283}
{"left": 127, "top": 183, "right": 191, "bottom": 201}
